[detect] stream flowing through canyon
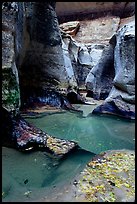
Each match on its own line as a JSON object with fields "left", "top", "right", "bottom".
{"left": 2, "top": 105, "right": 135, "bottom": 202}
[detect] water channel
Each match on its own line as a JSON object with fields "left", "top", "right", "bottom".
{"left": 2, "top": 105, "right": 135, "bottom": 202}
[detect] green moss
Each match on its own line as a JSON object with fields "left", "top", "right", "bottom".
{"left": 2, "top": 68, "right": 20, "bottom": 111}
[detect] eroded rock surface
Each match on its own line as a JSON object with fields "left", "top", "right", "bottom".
{"left": 92, "top": 18, "right": 135, "bottom": 119}
{"left": 56, "top": 2, "right": 135, "bottom": 23}
{"left": 21, "top": 89, "right": 83, "bottom": 112}
{"left": 2, "top": 107, "right": 78, "bottom": 158}
{"left": 60, "top": 16, "right": 119, "bottom": 89}
{"left": 86, "top": 42, "right": 115, "bottom": 100}
{"left": 2, "top": 3, "right": 20, "bottom": 114}
{"left": 16, "top": 2, "right": 77, "bottom": 103}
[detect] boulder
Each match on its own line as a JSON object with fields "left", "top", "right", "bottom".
{"left": 61, "top": 34, "right": 105, "bottom": 89}
{"left": 88, "top": 44, "right": 105, "bottom": 67}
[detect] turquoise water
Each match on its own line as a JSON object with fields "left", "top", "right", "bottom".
{"left": 25, "top": 106, "right": 135, "bottom": 154}
{"left": 2, "top": 147, "right": 94, "bottom": 202}
{"left": 2, "top": 105, "right": 135, "bottom": 202}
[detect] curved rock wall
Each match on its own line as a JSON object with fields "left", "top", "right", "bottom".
{"left": 2, "top": 2, "right": 135, "bottom": 120}
{"left": 56, "top": 2, "right": 135, "bottom": 23}
{"left": 92, "top": 19, "right": 135, "bottom": 119}
{"left": 85, "top": 43, "right": 115, "bottom": 100}
{"left": 16, "top": 2, "right": 77, "bottom": 105}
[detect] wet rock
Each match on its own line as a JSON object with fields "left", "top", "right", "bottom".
{"left": 21, "top": 89, "right": 80, "bottom": 112}
{"left": 46, "top": 137, "right": 77, "bottom": 156}
{"left": 41, "top": 149, "right": 135, "bottom": 202}
{"left": 92, "top": 96, "right": 135, "bottom": 120}
{"left": 2, "top": 107, "right": 78, "bottom": 158}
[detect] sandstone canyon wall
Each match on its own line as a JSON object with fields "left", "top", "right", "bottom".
{"left": 2, "top": 2, "right": 135, "bottom": 119}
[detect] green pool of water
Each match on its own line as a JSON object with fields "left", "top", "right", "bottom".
{"left": 2, "top": 147, "right": 94, "bottom": 202}
{"left": 2, "top": 105, "right": 135, "bottom": 202}
{"left": 25, "top": 105, "right": 135, "bottom": 154}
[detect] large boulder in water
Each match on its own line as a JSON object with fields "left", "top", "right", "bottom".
{"left": 92, "top": 18, "right": 135, "bottom": 119}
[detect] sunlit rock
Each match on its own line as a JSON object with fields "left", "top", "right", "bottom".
{"left": 60, "top": 21, "right": 80, "bottom": 36}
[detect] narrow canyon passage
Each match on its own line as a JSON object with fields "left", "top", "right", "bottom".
{"left": 2, "top": 2, "right": 135, "bottom": 202}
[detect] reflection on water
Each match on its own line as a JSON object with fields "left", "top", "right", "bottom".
{"left": 2, "top": 105, "right": 135, "bottom": 202}
{"left": 2, "top": 147, "right": 94, "bottom": 202}
{"left": 25, "top": 105, "right": 135, "bottom": 154}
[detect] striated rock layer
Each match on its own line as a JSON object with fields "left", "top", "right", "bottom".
{"left": 56, "top": 2, "right": 135, "bottom": 23}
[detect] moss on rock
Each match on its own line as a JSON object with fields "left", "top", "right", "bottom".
{"left": 2, "top": 68, "right": 20, "bottom": 113}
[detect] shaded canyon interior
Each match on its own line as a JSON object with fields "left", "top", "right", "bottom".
{"left": 2, "top": 2, "right": 135, "bottom": 150}
{"left": 2, "top": 2, "right": 135, "bottom": 202}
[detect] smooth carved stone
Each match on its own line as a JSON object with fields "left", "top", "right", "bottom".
{"left": 92, "top": 19, "right": 135, "bottom": 119}
{"left": 21, "top": 89, "right": 81, "bottom": 112}
{"left": 92, "top": 97, "right": 135, "bottom": 120}
{"left": 86, "top": 44, "right": 115, "bottom": 100}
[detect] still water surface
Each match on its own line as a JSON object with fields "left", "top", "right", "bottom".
{"left": 25, "top": 105, "right": 135, "bottom": 154}
{"left": 2, "top": 105, "right": 135, "bottom": 202}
